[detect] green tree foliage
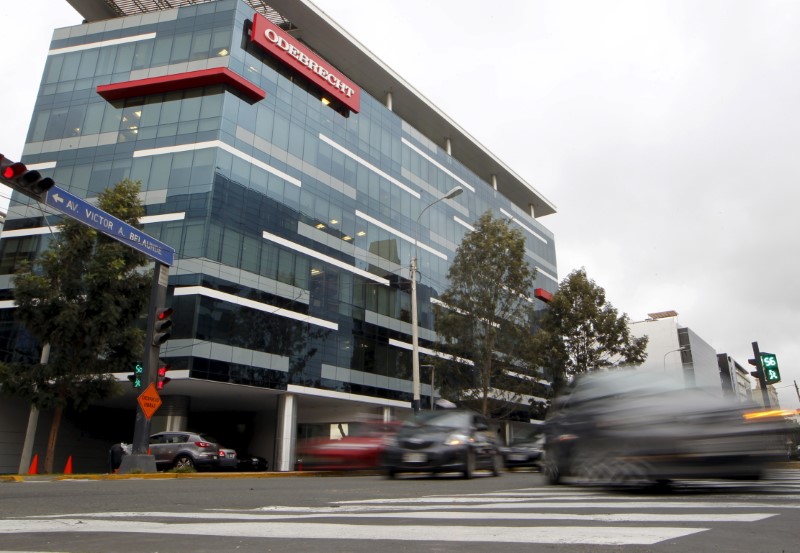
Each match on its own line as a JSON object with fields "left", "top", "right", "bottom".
{"left": 533, "top": 268, "right": 648, "bottom": 393}
{"left": 433, "top": 211, "right": 543, "bottom": 418}
{"left": 0, "top": 179, "right": 152, "bottom": 473}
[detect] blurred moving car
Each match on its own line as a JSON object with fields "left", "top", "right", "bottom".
{"left": 381, "top": 410, "right": 504, "bottom": 479}
{"left": 502, "top": 430, "right": 544, "bottom": 470}
{"left": 216, "top": 447, "right": 238, "bottom": 471}
{"left": 148, "top": 431, "right": 220, "bottom": 471}
{"left": 541, "top": 370, "right": 790, "bottom": 486}
{"left": 296, "top": 421, "right": 400, "bottom": 470}
{"left": 237, "top": 453, "right": 268, "bottom": 472}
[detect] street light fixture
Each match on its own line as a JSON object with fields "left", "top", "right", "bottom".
{"left": 411, "top": 185, "right": 463, "bottom": 413}
{"left": 663, "top": 346, "right": 689, "bottom": 370}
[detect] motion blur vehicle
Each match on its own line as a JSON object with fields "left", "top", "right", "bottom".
{"left": 502, "top": 429, "right": 544, "bottom": 470}
{"left": 296, "top": 421, "right": 400, "bottom": 470}
{"left": 381, "top": 410, "right": 504, "bottom": 479}
{"left": 148, "top": 431, "right": 220, "bottom": 471}
{"left": 541, "top": 369, "right": 789, "bottom": 486}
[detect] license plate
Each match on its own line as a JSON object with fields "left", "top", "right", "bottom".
{"left": 402, "top": 452, "right": 426, "bottom": 463}
{"left": 508, "top": 454, "right": 527, "bottom": 461}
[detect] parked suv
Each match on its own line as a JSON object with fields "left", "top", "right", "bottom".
{"left": 149, "top": 431, "right": 220, "bottom": 471}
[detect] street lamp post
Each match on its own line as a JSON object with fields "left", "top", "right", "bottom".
{"left": 663, "top": 346, "right": 688, "bottom": 370}
{"left": 411, "top": 186, "right": 463, "bottom": 413}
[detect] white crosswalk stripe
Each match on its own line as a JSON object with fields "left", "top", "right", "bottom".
{"left": 2, "top": 473, "right": 800, "bottom": 546}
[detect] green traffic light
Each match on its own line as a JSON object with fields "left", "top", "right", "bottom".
{"left": 760, "top": 353, "right": 780, "bottom": 384}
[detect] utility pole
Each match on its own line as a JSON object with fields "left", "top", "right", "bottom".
{"left": 748, "top": 341, "right": 771, "bottom": 409}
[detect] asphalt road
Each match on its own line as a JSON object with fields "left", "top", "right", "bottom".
{"left": 1, "top": 467, "right": 799, "bottom": 553}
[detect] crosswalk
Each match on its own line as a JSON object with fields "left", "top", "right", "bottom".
{"left": 2, "top": 470, "right": 800, "bottom": 547}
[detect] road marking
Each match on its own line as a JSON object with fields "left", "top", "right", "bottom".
{"left": 0, "top": 519, "right": 706, "bottom": 545}
{"left": 31, "top": 510, "right": 775, "bottom": 523}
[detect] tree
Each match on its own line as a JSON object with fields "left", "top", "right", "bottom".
{"left": 433, "top": 211, "right": 543, "bottom": 418}
{"left": 0, "top": 179, "right": 152, "bottom": 473}
{"left": 533, "top": 268, "right": 648, "bottom": 393}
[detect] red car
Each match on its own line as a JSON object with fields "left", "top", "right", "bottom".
{"left": 297, "top": 422, "right": 400, "bottom": 470}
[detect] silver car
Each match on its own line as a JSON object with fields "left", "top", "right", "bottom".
{"left": 148, "top": 431, "right": 220, "bottom": 471}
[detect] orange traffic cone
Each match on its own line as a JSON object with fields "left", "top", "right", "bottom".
{"left": 63, "top": 456, "right": 73, "bottom": 475}
{"left": 27, "top": 454, "right": 39, "bottom": 475}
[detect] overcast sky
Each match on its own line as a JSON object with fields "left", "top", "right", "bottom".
{"left": 1, "top": 0, "right": 798, "bottom": 409}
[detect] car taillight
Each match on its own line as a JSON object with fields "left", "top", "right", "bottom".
{"left": 195, "top": 441, "right": 213, "bottom": 447}
{"left": 219, "top": 450, "right": 227, "bottom": 457}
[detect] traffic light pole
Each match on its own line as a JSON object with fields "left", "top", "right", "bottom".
{"left": 751, "top": 341, "right": 772, "bottom": 409}
{"left": 118, "top": 261, "right": 169, "bottom": 474}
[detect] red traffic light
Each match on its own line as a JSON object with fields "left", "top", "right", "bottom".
{"left": 157, "top": 364, "right": 171, "bottom": 390}
{"left": 157, "top": 307, "right": 174, "bottom": 321}
{"left": 3, "top": 162, "right": 26, "bottom": 179}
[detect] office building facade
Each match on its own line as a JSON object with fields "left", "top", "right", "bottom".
{"left": 0, "top": 0, "right": 557, "bottom": 472}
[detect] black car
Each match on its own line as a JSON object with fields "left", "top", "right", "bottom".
{"left": 541, "top": 369, "right": 789, "bottom": 486}
{"left": 501, "top": 430, "right": 544, "bottom": 470}
{"left": 236, "top": 453, "right": 269, "bottom": 472}
{"left": 381, "top": 410, "right": 503, "bottom": 479}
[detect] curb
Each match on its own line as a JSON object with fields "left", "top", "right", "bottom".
{"left": 1, "top": 470, "right": 382, "bottom": 482}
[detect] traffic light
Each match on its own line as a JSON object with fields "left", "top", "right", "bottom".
{"left": 156, "top": 363, "right": 171, "bottom": 390}
{"left": 760, "top": 352, "right": 781, "bottom": 384}
{"left": 0, "top": 154, "right": 55, "bottom": 200}
{"left": 128, "top": 362, "right": 144, "bottom": 389}
{"left": 152, "top": 307, "right": 173, "bottom": 347}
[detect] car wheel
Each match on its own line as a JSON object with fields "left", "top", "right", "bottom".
{"left": 491, "top": 453, "right": 503, "bottom": 477}
{"left": 174, "top": 455, "right": 194, "bottom": 470}
{"left": 384, "top": 467, "right": 397, "bottom": 479}
{"left": 540, "top": 452, "right": 562, "bottom": 485}
{"left": 462, "top": 449, "right": 475, "bottom": 479}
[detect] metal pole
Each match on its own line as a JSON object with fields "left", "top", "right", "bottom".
{"left": 751, "top": 341, "right": 771, "bottom": 409}
{"left": 119, "top": 261, "right": 168, "bottom": 473}
{"left": 410, "top": 254, "right": 421, "bottom": 413}
{"left": 17, "top": 343, "right": 49, "bottom": 474}
{"left": 410, "top": 186, "right": 463, "bottom": 415}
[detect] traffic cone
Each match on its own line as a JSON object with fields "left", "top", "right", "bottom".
{"left": 27, "top": 454, "right": 38, "bottom": 475}
{"left": 63, "top": 456, "right": 73, "bottom": 475}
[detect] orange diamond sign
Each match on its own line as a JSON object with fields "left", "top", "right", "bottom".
{"left": 137, "top": 382, "right": 162, "bottom": 420}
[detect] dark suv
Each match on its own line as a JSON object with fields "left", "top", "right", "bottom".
{"left": 149, "top": 431, "right": 220, "bottom": 471}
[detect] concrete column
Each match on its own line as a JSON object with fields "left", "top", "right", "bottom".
{"left": 491, "top": 174, "right": 498, "bottom": 191}
{"left": 17, "top": 343, "right": 49, "bottom": 474}
{"left": 529, "top": 204, "right": 535, "bottom": 218}
{"left": 151, "top": 395, "right": 190, "bottom": 433}
{"left": 382, "top": 406, "right": 393, "bottom": 422}
{"left": 445, "top": 137, "right": 452, "bottom": 155}
{"left": 275, "top": 393, "right": 297, "bottom": 471}
{"left": 385, "top": 91, "right": 393, "bottom": 111}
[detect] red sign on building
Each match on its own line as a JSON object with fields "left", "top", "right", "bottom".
{"left": 250, "top": 12, "right": 360, "bottom": 113}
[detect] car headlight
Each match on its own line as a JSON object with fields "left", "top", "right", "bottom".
{"left": 444, "top": 433, "right": 473, "bottom": 446}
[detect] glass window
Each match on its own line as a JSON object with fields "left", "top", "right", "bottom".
{"left": 171, "top": 33, "right": 191, "bottom": 63}
{"left": 77, "top": 50, "right": 99, "bottom": 80}
{"left": 60, "top": 52, "right": 80, "bottom": 81}
{"left": 29, "top": 112, "right": 48, "bottom": 143}
{"left": 277, "top": 249, "right": 294, "bottom": 285}
{"left": 133, "top": 40, "right": 153, "bottom": 70}
{"left": 113, "top": 43, "right": 135, "bottom": 73}
{"left": 221, "top": 227, "right": 241, "bottom": 266}
{"left": 151, "top": 36, "right": 173, "bottom": 66}
{"left": 179, "top": 90, "right": 202, "bottom": 122}
{"left": 96, "top": 47, "right": 117, "bottom": 76}
{"left": 43, "top": 56, "right": 64, "bottom": 85}
{"left": 44, "top": 108, "right": 68, "bottom": 141}
{"left": 190, "top": 30, "right": 212, "bottom": 61}
{"left": 83, "top": 102, "right": 105, "bottom": 135}
{"left": 182, "top": 220, "right": 205, "bottom": 258}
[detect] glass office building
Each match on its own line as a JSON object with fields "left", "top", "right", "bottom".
{"left": 0, "top": 0, "right": 557, "bottom": 471}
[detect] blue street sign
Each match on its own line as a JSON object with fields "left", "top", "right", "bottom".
{"left": 45, "top": 186, "right": 174, "bottom": 266}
